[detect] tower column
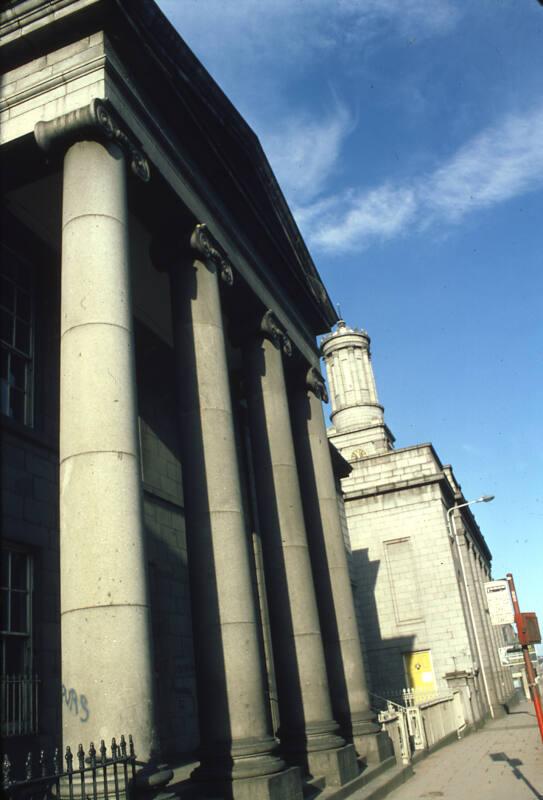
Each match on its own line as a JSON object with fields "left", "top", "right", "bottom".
{"left": 244, "top": 313, "right": 358, "bottom": 787}
{"left": 290, "top": 367, "right": 391, "bottom": 764}
{"left": 161, "top": 225, "right": 302, "bottom": 800}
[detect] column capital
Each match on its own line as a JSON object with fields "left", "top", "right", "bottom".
{"left": 190, "top": 223, "right": 234, "bottom": 285}
{"left": 34, "top": 98, "right": 150, "bottom": 182}
{"left": 260, "top": 310, "right": 292, "bottom": 356}
{"left": 306, "top": 366, "right": 328, "bottom": 403}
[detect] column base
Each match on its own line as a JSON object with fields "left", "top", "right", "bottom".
{"left": 192, "top": 736, "right": 286, "bottom": 783}
{"left": 280, "top": 720, "right": 359, "bottom": 786}
{"left": 307, "top": 743, "right": 359, "bottom": 787}
{"left": 134, "top": 764, "right": 176, "bottom": 800}
{"left": 353, "top": 731, "right": 395, "bottom": 765}
{"left": 191, "top": 765, "right": 303, "bottom": 800}
{"left": 281, "top": 718, "right": 344, "bottom": 756}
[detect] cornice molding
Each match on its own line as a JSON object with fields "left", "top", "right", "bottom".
{"left": 190, "top": 223, "right": 234, "bottom": 286}
{"left": 0, "top": 54, "right": 106, "bottom": 115}
{"left": 343, "top": 472, "right": 445, "bottom": 501}
{"left": 34, "top": 97, "right": 150, "bottom": 182}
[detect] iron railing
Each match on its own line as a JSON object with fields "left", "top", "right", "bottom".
{"left": 372, "top": 686, "right": 453, "bottom": 707}
{"left": 2, "top": 735, "right": 136, "bottom": 800}
{"left": 371, "top": 686, "right": 466, "bottom": 762}
{"left": 1, "top": 675, "right": 40, "bottom": 737}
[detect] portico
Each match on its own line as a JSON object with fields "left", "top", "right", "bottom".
{"left": 1, "top": 2, "right": 389, "bottom": 797}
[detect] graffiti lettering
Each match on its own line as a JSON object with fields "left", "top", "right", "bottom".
{"left": 62, "top": 685, "right": 90, "bottom": 722}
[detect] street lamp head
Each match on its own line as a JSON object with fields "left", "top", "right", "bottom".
{"left": 478, "top": 495, "right": 495, "bottom": 503}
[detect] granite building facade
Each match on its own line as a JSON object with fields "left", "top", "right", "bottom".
{"left": 0, "top": 2, "right": 389, "bottom": 798}
{"left": 322, "top": 320, "right": 516, "bottom": 727}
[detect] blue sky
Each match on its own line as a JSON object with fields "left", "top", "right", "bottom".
{"left": 156, "top": 1, "right": 543, "bottom": 637}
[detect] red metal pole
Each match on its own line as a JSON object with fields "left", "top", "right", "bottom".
{"left": 506, "top": 573, "right": 543, "bottom": 743}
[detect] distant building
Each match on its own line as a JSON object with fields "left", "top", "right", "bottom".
{"left": 322, "top": 320, "right": 516, "bottom": 725}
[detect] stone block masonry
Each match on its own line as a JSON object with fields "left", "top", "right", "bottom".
{"left": 323, "top": 320, "right": 513, "bottom": 723}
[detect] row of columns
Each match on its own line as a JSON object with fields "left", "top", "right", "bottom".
{"left": 35, "top": 101, "right": 384, "bottom": 799}
{"left": 163, "top": 228, "right": 386, "bottom": 793}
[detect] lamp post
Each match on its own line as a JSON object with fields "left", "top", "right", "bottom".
{"left": 446, "top": 495, "right": 495, "bottom": 719}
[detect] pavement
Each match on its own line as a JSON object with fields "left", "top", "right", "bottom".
{"left": 373, "top": 698, "right": 543, "bottom": 800}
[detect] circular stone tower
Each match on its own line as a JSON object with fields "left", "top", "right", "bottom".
{"left": 321, "top": 319, "right": 394, "bottom": 456}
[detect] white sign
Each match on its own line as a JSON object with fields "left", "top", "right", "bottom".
{"left": 498, "top": 645, "right": 523, "bottom": 667}
{"left": 485, "top": 579, "right": 515, "bottom": 625}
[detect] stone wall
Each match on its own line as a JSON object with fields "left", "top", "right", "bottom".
{"left": 341, "top": 446, "right": 473, "bottom": 695}
{"left": 0, "top": 244, "right": 61, "bottom": 756}
{"left": 1, "top": 34, "right": 108, "bottom": 146}
{"left": 135, "top": 321, "right": 199, "bottom": 758}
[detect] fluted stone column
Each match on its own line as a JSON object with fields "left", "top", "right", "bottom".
{"left": 290, "top": 367, "right": 391, "bottom": 764}
{"left": 244, "top": 313, "right": 358, "bottom": 787}
{"left": 160, "top": 227, "right": 301, "bottom": 800}
{"left": 34, "top": 100, "right": 158, "bottom": 762}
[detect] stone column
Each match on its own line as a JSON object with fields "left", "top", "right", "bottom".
{"left": 34, "top": 100, "right": 157, "bottom": 761}
{"left": 290, "top": 367, "right": 390, "bottom": 764}
{"left": 160, "top": 226, "right": 301, "bottom": 800}
{"left": 244, "top": 312, "right": 358, "bottom": 787}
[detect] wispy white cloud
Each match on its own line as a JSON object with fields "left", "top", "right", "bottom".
{"left": 423, "top": 108, "right": 543, "bottom": 221}
{"left": 298, "top": 186, "right": 417, "bottom": 250}
{"left": 156, "top": 0, "right": 459, "bottom": 95}
{"left": 260, "top": 102, "right": 354, "bottom": 204}
{"left": 296, "top": 104, "right": 543, "bottom": 253}
{"left": 155, "top": 0, "right": 461, "bottom": 233}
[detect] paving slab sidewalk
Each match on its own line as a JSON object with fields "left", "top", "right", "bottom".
{"left": 356, "top": 698, "right": 543, "bottom": 800}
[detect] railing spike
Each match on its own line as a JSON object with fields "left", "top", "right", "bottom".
{"left": 120, "top": 735, "right": 127, "bottom": 758}
{"left": 128, "top": 734, "right": 135, "bottom": 759}
{"left": 53, "top": 747, "right": 60, "bottom": 774}
{"left": 2, "top": 754, "right": 12, "bottom": 789}
{"left": 100, "top": 739, "right": 107, "bottom": 764}
{"left": 89, "top": 742, "right": 97, "bottom": 768}
{"left": 39, "top": 749, "right": 47, "bottom": 777}
{"left": 65, "top": 745, "right": 73, "bottom": 774}
{"left": 111, "top": 737, "right": 117, "bottom": 761}
{"left": 77, "top": 743, "right": 85, "bottom": 770}
{"left": 25, "top": 751, "right": 33, "bottom": 780}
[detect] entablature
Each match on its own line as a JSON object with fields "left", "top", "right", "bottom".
{"left": 1, "top": 0, "right": 336, "bottom": 354}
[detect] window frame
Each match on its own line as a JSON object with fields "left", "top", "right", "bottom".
{"left": 1, "top": 545, "right": 34, "bottom": 677}
{"left": 0, "top": 242, "right": 36, "bottom": 427}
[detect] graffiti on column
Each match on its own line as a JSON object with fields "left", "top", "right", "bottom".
{"left": 62, "top": 685, "right": 90, "bottom": 722}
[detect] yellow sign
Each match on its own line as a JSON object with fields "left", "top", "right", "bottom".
{"left": 404, "top": 650, "right": 435, "bottom": 693}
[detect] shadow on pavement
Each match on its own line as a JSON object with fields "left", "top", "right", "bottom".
{"left": 490, "top": 752, "right": 543, "bottom": 800}
{"left": 503, "top": 705, "right": 535, "bottom": 716}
